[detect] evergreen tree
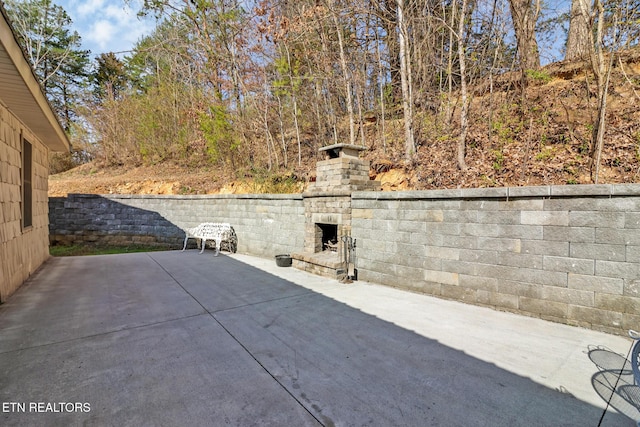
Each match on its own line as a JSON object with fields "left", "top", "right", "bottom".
{"left": 93, "top": 52, "right": 128, "bottom": 102}
{"left": 3, "top": 0, "right": 90, "bottom": 131}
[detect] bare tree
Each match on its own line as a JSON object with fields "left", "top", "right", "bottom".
{"left": 445, "top": 1, "right": 457, "bottom": 126}
{"left": 397, "top": 0, "right": 416, "bottom": 160}
{"left": 457, "top": 0, "right": 471, "bottom": 171}
{"left": 580, "top": 0, "right": 619, "bottom": 183}
{"left": 329, "top": 1, "right": 357, "bottom": 146}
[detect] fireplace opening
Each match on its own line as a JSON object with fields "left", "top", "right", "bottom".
{"left": 316, "top": 223, "right": 338, "bottom": 252}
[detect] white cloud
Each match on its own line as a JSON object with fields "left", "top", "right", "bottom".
{"left": 76, "top": 0, "right": 107, "bottom": 18}
{"left": 86, "top": 19, "right": 116, "bottom": 50}
{"left": 104, "top": 4, "right": 131, "bottom": 20}
{"left": 56, "top": 0, "right": 156, "bottom": 55}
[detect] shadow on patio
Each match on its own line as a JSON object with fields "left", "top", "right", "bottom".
{"left": 0, "top": 250, "right": 636, "bottom": 426}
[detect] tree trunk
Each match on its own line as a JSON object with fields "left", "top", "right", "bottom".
{"left": 446, "top": 0, "right": 457, "bottom": 126}
{"left": 381, "top": 0, "right": 401, "bottom": 105}
{"left": 587, "top": 0, "right": 617, "bottom": 183}
{"left": 262, "top": 93, "right": 276, "bottom": 170}
{"left": 457, "top": 0, "right": 469, "bottom": 171}
{"left": 565, "top": 0, "right": 591, "bottom": 60}
{"left": 284, "top": 45, "right": 302, "bottom": 166}
{"left": 331, "top": 7, "right": 357, "bottom": 146}
{"left": 276, "top": 95, "right": 288, "bottom": 168}
{"left": 508, "top": 0, "right": 541, "bottom": 71}
{"left": 397, "top": 0, "right": 415, "bottom": 160}
{"left": 375, "top": 26, "right": 388, "bottom": 152}
{"left": 590, "top": 62, "right": 612, "bottom": 183}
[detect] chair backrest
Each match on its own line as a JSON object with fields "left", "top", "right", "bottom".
{"left": 189, "top": 223, "right": 233, "bottom": 239}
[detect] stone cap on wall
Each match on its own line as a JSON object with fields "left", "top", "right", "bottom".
{"left": 319, "top": 143, "right": 367, "bottom": 159}
{"left": 353, "top": 183, "right": 640, "bottom": 200}
{"left": 55, "top": 193, "right": 304, "bottom": 201}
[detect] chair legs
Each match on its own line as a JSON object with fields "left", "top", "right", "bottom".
{"left": 183, "top": 230, "right": 234, "bottom": 256}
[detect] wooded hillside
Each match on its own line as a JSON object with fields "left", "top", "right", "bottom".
{"left": 4, "top": 0, "right": 640, "bottom": 194}
{"left": 49, "top": 52, "right": 640, "bottom": 195}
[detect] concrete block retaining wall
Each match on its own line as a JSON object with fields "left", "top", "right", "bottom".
{"left": 50, "top": 184, "right": 640, "bottom": 334}
{"left": 352, "top": 185, "right": 640, "bottom": 335}
{"left": 49, "top": 194, "right": 305, "bottom": 258}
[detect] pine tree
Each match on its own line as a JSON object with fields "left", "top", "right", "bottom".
{"left": 4, "top": 0, "right": 90, "bottom": 131}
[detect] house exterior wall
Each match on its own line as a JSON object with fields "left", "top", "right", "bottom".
{"left": 0, "top": 101, "right": 50, "bottom": 301}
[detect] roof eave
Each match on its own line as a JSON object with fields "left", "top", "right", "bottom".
{"left": 0, "top": 5, "right": 70, "bottom": 153}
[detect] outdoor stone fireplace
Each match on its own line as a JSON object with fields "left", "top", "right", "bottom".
{"left": 291, "top": 143, "right": 380, "bottom": 278}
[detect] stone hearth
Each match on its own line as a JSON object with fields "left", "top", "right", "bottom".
{"left": 291, "top": 143, "right": 380, "bottom": 279}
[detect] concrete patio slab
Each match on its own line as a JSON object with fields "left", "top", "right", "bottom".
{"left": 0, "top": 250, "right": 637, "bottom": 426}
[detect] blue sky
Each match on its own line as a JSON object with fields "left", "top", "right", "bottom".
{"left": 55, "top": 0, "right": 156, "bottom": 57}
{"left": 53, "top": 0, "right": 568, "bottom": 63}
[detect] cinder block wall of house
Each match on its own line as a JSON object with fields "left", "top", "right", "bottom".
{"left": 50, "top": 185, "right": 640, "bottom": 334}
{"left": 49, "top": 193, "right": 306, "bottom": 258}
{"left": 352, "top": 185, "right": 640, "bottom": 335}
{"left": 0, "top": 103, "right": 50, "bottom": 301}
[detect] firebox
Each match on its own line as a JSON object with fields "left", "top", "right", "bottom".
{"left": 316, "top": 223, "right": 338, "bottom": 252}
